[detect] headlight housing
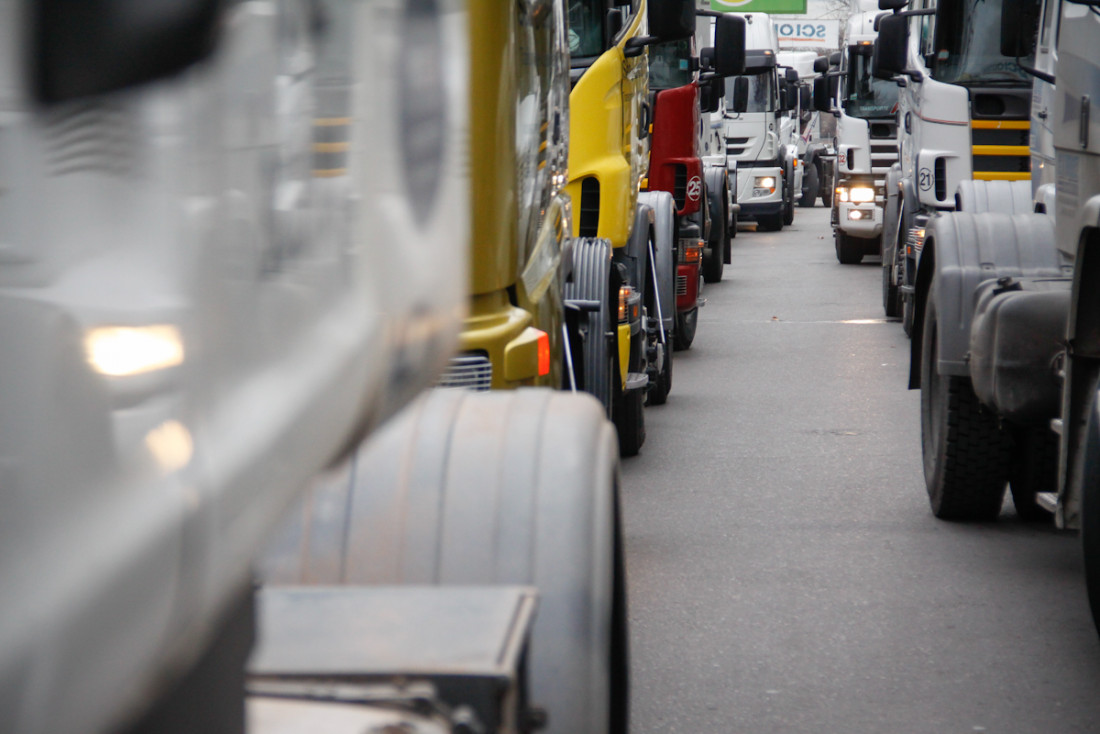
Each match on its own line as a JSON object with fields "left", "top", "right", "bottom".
{"left": 754, "top": 176, "right": 776, "bottom": 191}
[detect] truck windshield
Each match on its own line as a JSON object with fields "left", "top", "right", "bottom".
{"left": 649, "top": 39, "right": 694, "bottom": 90}
{"left": 725, "top": 71, "right": 774, "bottom": 113}
{"left": 844, "top": 49, "right": 898, "bottom": 118}
{"left": 931, "top": 0, "right": 1037, "bottom": 84}
{"left": 568, "top": 0, "right": 605, "bottom": 58}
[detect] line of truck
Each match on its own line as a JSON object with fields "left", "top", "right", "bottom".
{"left": 817, "top": 0, "right": 1100, "bottom": 639}
{"left": 0, "top": 1, "right": 762, "bottom": 733}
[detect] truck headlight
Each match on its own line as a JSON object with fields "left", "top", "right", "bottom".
{"left": 836, "top": 186, "right": 848, "bottom": 202}
{"left": 849, "top": 187, "right": 875, "bottom": 203}
{"left": 755, "top": 176, "right": 776, "bottom": 190}
{"left": 86, "top": 325, "right": 185, "bottom": 376}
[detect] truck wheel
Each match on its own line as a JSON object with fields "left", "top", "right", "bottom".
{"left": 902, "top": 290, "right": 915, "bottom": 337}
{"left": 882, "top": 203, "right": 902, "bottom": 317}
{"left": 1008, "top": 426, "right": 1057, "bottom": 523}
{"left": 818, "top": 162, "right": 832, "bottom": 207}
{"left": 835, "top": 231, "right": 863, "bottom": 264}
{"left": 920, "top": 286, "right": 1011, "bottom": 520}
{"left": 565, "top": 238, "right": 616, "bottom": 416}
{"left": 1080, "top": 388, "right": 1100, "bottom": 637}
{"left": 646, "top": 306, "right": 672, "bottom": 406}
{"left": 263, "top": 389, "right": 629, "bottom": 734}
{"left": 882, "top": 260, "right": 900, "bottom": 317}
{"left": 674, "top": 307, "right": 698, "bottom": 351}
{"left": 614, "top": 372, "right": 645, "bottom": 457}
{"left": 800, "top": 163, "right": 819, "bottom": 208}
{"left": 757, "top": 214, "right": 783, "bottom": 232}
{"left": 702, "top": 185, "right": 726, "bottom": 283}
{"left": 782, "top": 169, "right": 795, "bottom": 226}
{"left": 728, "top": 196, "right": 738, "bottom": 245}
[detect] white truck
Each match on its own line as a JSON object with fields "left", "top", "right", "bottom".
{"left": 874, "top": 0, "right": 1038, "bottom": 332}
{"left": 722, "top": 13, "right": 796, "bottom": 232}
{"left": 815, "top": 9, "right": 901, "bottom": 268}
{"left": 778, "top": 50, "right": 833, "bottom": 209}
{"left": 1, "top": 1, "right": 627, "bottom": 733}
{"left": 873, "top": 0, "right": 1100, "bottom": 638}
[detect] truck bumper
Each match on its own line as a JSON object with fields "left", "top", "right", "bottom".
{"left": 739, "top": 201, "right": 785, "bottom": 219}
{"left": 734, "top": 166, "right": 784, "bottom": 219}
{"left": 836, "top": 202, "right": 883, "bottom": 239}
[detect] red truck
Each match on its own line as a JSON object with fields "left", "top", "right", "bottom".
{"left": 646, "top": 19, "right": 740, "bottom": 350}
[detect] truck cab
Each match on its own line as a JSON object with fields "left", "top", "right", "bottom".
{"left": 824, "top": 11, "right": 901, "bottom": 266}
{"left": 722, "top": 13, "right": 792, "bottom": 232}
{"left": 874, "top": 0, "right": 1038, "bottom": 331}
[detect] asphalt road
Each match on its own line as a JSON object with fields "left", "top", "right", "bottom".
{"left": 623, "top": 205, "right": 1100, "bottom": 734}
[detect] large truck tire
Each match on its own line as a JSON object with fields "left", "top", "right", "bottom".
{"left": 1080, "top": 388, "right": 1100, "bottom": 637}
{"left": 757, "top": 213, "right": 783, "bottom": 232}
{"left": 674, "top": 307, "right": 698, "bottom": 351}
{"left": 782, "top": 161, "right": 795, "bottom": 226}
{"left": 835, "top": 231, "right": 863, "bottom": 264}
{"left": 262, "top": 388, "right": 629, "bottom": 734}
{"left": 702, "top": 182, "right": 727, "bottom": 283}
{"left": 882, "top": 261, "right": 901, "bottom": 318}
{"left": 614, "top": 374, "right": 646, "bottom": 457}
{"left": 641, "top": 194, "right": 675, "bottom": 406}
{"left": 818, "top": 160, "right": 832, "bottom": 207}
{"left": 800, "top": 161, "right": 819, "bottom": 208}
{"left": 565, "top": 238, "right": 616, "bottom": 416}
{"left": 1009, "top": 426, "right": 1057, "bottom": 523}
{"left": 881, "top": 192, "right": 903, "bottom": 318}
{"left": 920, "top": 284, "right": 1011, "bottom": 520}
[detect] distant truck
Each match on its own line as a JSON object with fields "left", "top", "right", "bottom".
{"left": 874, "top": 0, "right": 1037, "bottom": 333}
{"left": 814, "top": 9, "right": 901, "bottom": 268}
{"left": 778, "top": 50, "right": 833, "bottom": 209}
{"left": 721, "top": 12, "right": 796, "bottom": 232}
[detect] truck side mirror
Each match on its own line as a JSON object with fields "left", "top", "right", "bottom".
{"left": 812, "top": 76, "right": 832, "bottom": 111}
{"left": 784, "top": 83, "right": 799, "bottom": 112}
{"left": 785, "top": 67, "right": 799, "bottom": 83}
{"left": 700, "top": 77, "right": 726, "bottom": 114}
{"left": 879, "top": 0, "right": 909, "bottom": 9}
{"left": 31, "top": 0, "right": 222, "bottom": 103}
{"left": 799, "top": 85, "right": 811, "bottom": 111}
{"left": 713, "top": 13, "right": 747, "bottom": 77}
{"left": 829, "top": 51, "right": 842, "bottom": 68}
{"left": 1001, "top": 0, "right": 1039, "bottom": 57}
{"left": 648, "top": 0, "right": 695, "bottom": 41}
{"left": 873, "top": 13, "right": 908, "bottom": 78}
{"left": 732, "top": 76, "right": 749, "bottom": 113}
{"left": 813, "top": 55, "right": 830, "bottom": 74}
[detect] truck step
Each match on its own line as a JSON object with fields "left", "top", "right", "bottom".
{"left": 1051, "top": 417, "right": 1064, "bottom": 435}
{"left": 1036, "top": 492, "right": 1059, "bottom": 514}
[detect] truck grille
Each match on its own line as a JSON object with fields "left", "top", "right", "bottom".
{"left": 725, "top": 136, "right": 753, "bottom": 158}
{"left": 868, "top": 121, "right": 898, "bottom": 204}
{"left": 437, "top": 353, "right": 492, "bottom": 391}
{"left": 673, "top": 165, "right": 688, "bottom": 210}
{"left": 971, "top": 119, "right": 1030, "bottom": 182}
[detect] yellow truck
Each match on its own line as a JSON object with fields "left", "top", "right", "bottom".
{"left": 564, "top": 0, "right": 699, "bottom": 455}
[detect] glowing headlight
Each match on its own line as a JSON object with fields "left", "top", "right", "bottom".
{"left": 836, "top": 186, "right": 849, "bottom": 202}
{"left": 850, "top": 187, "right": 875, "bottom": 203}
{"left": 755, "top": 176, "right": 776, "bottom": 190}
{"left": 86, "top": 325, "right": 184, "bottom": 377}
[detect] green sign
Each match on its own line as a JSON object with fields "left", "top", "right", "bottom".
{"left": 710, "top": 0, "right": 807, "bottom": 13}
